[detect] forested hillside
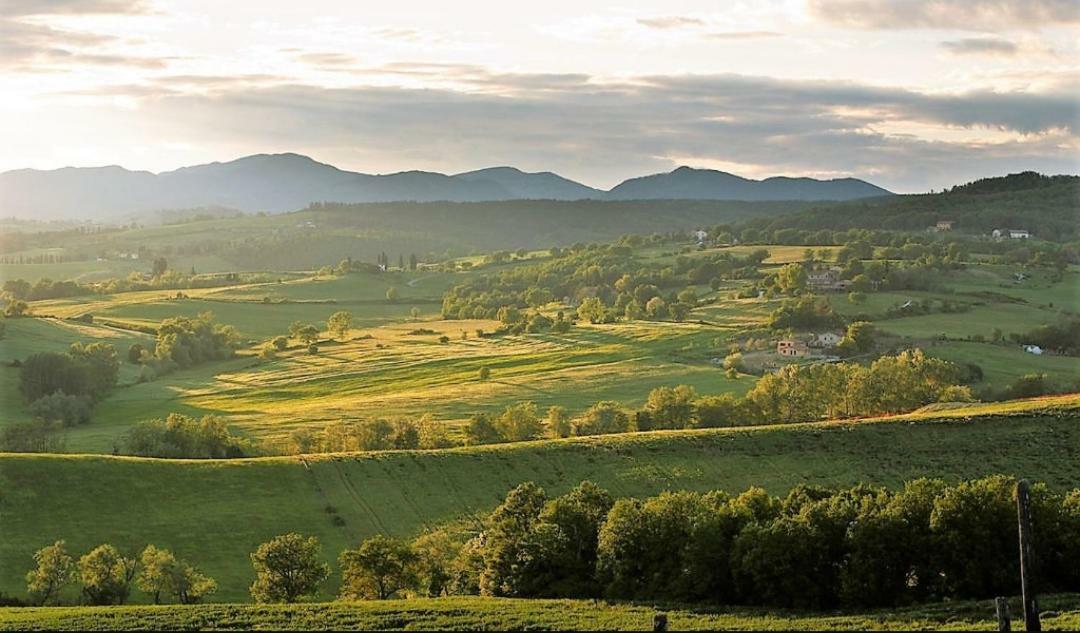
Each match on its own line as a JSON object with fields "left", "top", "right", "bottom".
{"left": 751, "top": 173, "right": 1079, "bottom": 240}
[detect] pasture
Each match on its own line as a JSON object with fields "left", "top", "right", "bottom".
{"left": 0, "top": 318, "right": 152, "bottom": 428}
{"left": 4, "top": 245, "right": 1077, "bottom": 454}
{"left": 0, "top": 395, "right": 1076, "bottom": 602}
{"left": 75, "top": 319, "right": 748, "bottom": 452}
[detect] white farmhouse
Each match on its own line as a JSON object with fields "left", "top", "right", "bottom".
{"left": 993, "top": 228, "right": 1031, "bottom": 239}
{"left": 813, "top": 332, "right": 843, "bottom": 347}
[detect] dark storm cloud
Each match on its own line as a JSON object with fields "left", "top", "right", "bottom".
{"left": 808, "top": 0, "right": 1080, "bottom": 30}
{"left": 130, "top": 72, "right": 1077, "bottom": 192}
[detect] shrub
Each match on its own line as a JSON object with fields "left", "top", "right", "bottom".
{"left": 127, "top": 343, "right": 145, "bottom": 364}
{"left": 572, "top": 401, "right": 631, "bottom": 436}
{"left": 28, "top": 392, "right": 92, "bottom": 427}
{"left": 124, "top": 413, "right": 247, "bottom": 458}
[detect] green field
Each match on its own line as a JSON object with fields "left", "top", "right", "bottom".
{"left": 30, "top": 270, "right": 456, "bottom": 341}
{"left": 88, "top": 319, "right": 749, "bottom": 450}
{"left": 0, "top": 319, "right": 153, "bottom": 428}
{"left": 3, "top": 594, "right": 1079, "bottom": 631}
{"left": 1, "top": 395, "right": 1077, "bottom": 602}
{"left": 6, "top": 247, "right": 1079, "bottom": 453}
{"left": 928, "top": 341, "right": 1080, "bottom": 390}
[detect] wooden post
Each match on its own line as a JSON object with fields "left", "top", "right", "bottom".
{"left": 995, "top": 596, "right": 1011, "bottom": 631}
{"left": 653, "top": 612, "right": 668, "bottom": 632}
{"left": 1016, "top": 479, "right": 1041, "bottom": 632}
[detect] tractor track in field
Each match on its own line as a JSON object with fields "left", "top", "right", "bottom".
{"left": 332, "top": 459, "right": 391, "bottom": 534}
{"left": 299, "top": 457, "right": 361, "bottom": 542}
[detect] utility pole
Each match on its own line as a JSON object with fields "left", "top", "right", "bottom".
{"left": 1016, "top": 479, "right": 1041, "bottom": 632}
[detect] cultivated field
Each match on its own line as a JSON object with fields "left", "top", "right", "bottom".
{"left": 3, "top": 594, "right": 1079, "bottom": 631}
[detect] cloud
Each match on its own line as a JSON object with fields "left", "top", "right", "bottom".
{"left": 0, "top": 0, "right": 151, "bottom": 16}
{"left": 0, "top": 0, "right": 166, "bottom": 70}
{"left": 120, "top": 72, "right": 1077, "bottom": 191}
{"left": 940, "top": 37, "right": 1020, "bottom": 55}
{"left": 154, "top": 74, "right": 291, "bottom": 88}
{"left": 706, "top": 31, "right": 784, "bottom": 39}
{"left": 293, "top": 52, "right": 360, "bottom": 69}
{"left": 808, "top": 0, "right": 1080, "bottom": 31}
{"left": 370, "top": 27, "right": 423, "bottom": 41}
{"left": 636, "top": 16, "right": 705, "bottom": 30}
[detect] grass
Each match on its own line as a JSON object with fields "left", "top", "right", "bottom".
{"left": 30, "top": 271, "right": 456, "bottom": 341}
{"left": 927, "top": 341, "right": 1080, "bottom": 390}
{"left": 9, "top": 253, "right": 1078, "bottom": 452}
{"left": 32, "top": 318, "right": 749, "bottom": 453}
{"left": 0, "top": 318, "right": 152, "bottom": 428}
{"left": 876, "top": 302, "right": 1063, "bottom": 340}
{"left": 0, "top": 255, "right": 237, "bottom": 284}
{"left": 2, "top": 594, "right": 1079, "bottom": 631}
{"left": 1, "top": 395, "right": 1077, "bottom": 602}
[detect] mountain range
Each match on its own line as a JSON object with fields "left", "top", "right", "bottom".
{"left": 0, "top": 153, "right": 893, "bottom": 221}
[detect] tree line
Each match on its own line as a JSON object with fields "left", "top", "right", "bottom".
{"left": 275, "top": 349, "right": 971, "bottom": 454}
{"left": 24, "top": 542, "right": 215, "bottom": 606}
{"left": 441, "top": 240, "right": 768, "bottom": 324}
{"left": 22, "top": 475, "right": 1079, "bottom": 608}
{"left": 1, "top": 269, "right": 278, "bottom": 303}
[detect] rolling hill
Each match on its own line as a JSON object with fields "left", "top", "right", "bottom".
{"left": 0, "top": 395, "right": 1076, "bottom": 602}
{"left": 754, "top": 172, "right": 1080, "bottom": 239}
{"left": 0, "top": 154, "right": 892, "bottom": 221}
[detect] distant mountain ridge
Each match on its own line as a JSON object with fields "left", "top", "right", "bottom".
{"left": 0, "top": 153, "right": 892, "bottom": 220}
{"left": 607, "top": 166, "right": 891, "bottom": 201}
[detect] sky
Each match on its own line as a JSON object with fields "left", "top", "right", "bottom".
{"left": 1, "top": 0, "right": 1078, "bottom": 192}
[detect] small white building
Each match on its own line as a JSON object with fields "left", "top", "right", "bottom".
{"left": 993, "top": 228, "right": 1031, "bottom": 240}
{"left": 1023, "top": 344, "right": 1043, "bottom": 355}
{"left": 814, "top": 332, "right": 843, "bottom": 347}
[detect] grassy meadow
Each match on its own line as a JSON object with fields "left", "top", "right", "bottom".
{"left": 1, "top": 395, "right": 1077, "bottom": 602}
{"left": 3, "top": 594, "right": 1079, "bottom": 631}
{"left": 86, "top": 319, "right": 751, "bottom": 452}
{"left": 4, "top": 244, "right": 1078, "bottom": 454}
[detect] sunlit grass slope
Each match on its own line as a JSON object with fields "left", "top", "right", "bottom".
{"left": 74, "top": 319, "right": 750, "bottom": 452}
{"left": 1, "top": 395, "right": 1076, "bottom": 602}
